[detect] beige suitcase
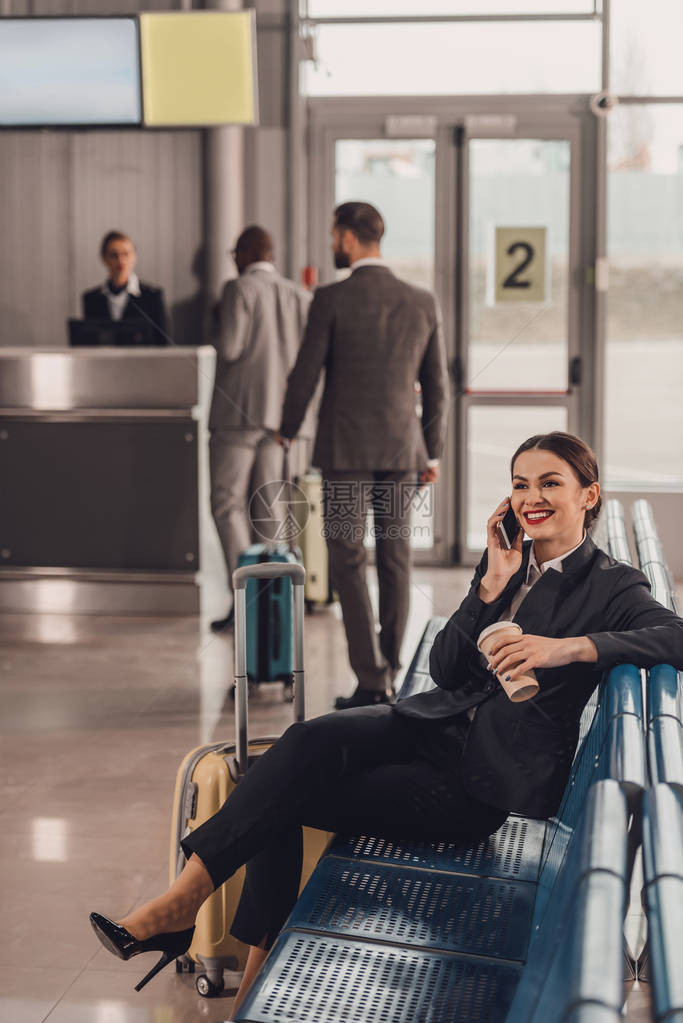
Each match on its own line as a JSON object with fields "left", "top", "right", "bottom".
{"left": 169, "top": 561, "right": 332, "bottom": 998}
{"left": 295, "top": 471, "right": 332, "bottom": 609}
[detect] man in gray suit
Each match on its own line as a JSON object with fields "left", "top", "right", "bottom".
{"left": 278, "top": 202, "right": 449, "bottom": 708}
{"left": 209, "top": 225, "right": 312, "bottom": 631}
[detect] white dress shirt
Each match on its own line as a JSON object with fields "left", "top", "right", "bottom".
{"left": 350, "top": 257, "right": 387, "bottom": 271}
{"left": 244, "top": 261, "right": 276, "bottom": 275}
{"left": 505, "top": 532, "right": 587, "bottom": 620}
{"left": 102, "top": 272, "right": 141, "bottom": 321}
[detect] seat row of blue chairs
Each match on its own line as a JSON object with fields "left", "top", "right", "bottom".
{"left": 233, "top": 501, "right": 682, "bottom": 1023}
{"left": 628, "top": 500, "right": 683, "bottom": 1023}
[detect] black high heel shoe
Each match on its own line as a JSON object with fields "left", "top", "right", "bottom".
{"left": 89, "top": 912, "right": 195, "bottom": 992}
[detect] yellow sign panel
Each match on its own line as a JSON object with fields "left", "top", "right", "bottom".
{"left": 494, "top": 226, "right": 548, "bottom": 303}
{"left": 140, "top": 11, "right": 257, "bottom": 127}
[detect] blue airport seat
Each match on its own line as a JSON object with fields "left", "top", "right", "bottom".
{"left": 604, "top": 499, "right": 633, "bottom": 566}
{"left": 646, "top": 647, "right": 683, "bottom": 791}
{"left": 647, "top": 664, "right": 683, "bottom": 789}
{"left": 632, "top": 498, "right": 679, "bottom": 614}
{"left": 330, "top": 814, "right": 546, "bottom": 883}
{"left": 234, "top": 782, "right": 629, "bottom": 1023}
{"left": 235, "top": 930, "right": 521, "bottom": 1023}
{"left": 648, "top": 663, "right": 683, "bottom": 723}
{"left": 641, "top": 784, "right": 683, "bottom": 1023}
{"left": 504, "top": 781, "right": 629, "bottom": 1023}
{"left": 286, "top": 856, "right": 536, "bottom": 960}
{"left": 547, "top": 663, "right": 645, "bottom": 837}
{"left": 396, "top": 615, "right": 446, "bottom": 699}
{"left": 649, "top": 716, "right": 683, "bottom": 789}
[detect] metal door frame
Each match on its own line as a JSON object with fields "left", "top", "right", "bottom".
{"left": 306, "top": 95, "right": 598, "bottom": 566}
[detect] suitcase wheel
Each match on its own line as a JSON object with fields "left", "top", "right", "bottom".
{"left": 283, "top": 681, "right": 294, "bottom": 703}
{"left": 175, "top": 955, "right": 195, "bottom": 974}
{"left": 196, "top": 972, "right": 225, "bottom": 998}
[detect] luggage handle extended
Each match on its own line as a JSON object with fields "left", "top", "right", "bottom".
{"left": 232, "top": 561, "right": 306, "bottom": 774}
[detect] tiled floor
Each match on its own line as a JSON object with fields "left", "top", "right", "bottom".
{"left": 1, "top": 567, "right": 671, "bottom": 1023}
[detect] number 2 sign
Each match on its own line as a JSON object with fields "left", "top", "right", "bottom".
{"left": 492, "top": 226, "right": 548, "bottom": 304}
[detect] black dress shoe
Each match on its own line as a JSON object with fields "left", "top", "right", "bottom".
{"left": 210, "top": 607, "right": 234, "bottom": 633}
{"left": 89, "top": 912, "right": 195, "bottom": 992}
{"left": 334, "top": 687, "right": 393, "bottom": 711}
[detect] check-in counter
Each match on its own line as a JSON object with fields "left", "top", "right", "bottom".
{"left": 0, "top": 346, "right": 219, "bottom": 614}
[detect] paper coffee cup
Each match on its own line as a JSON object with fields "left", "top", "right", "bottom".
{"left": 476, "top": 621, "right": 539, "bottom": 702}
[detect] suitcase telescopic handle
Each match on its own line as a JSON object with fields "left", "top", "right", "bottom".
{"left": 233, "top": 562, "right": 305, "bottom": 589}
{"left": 232, "top": 562, "right": 306, "bottom": 774}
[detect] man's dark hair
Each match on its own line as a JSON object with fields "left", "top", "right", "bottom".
{"left": 100, "top": 230, "right": 133, "bottom": 258}
{"left": 511, "top": 431, "right": 602, "bottom": 529}
{"left": 334, "top": 202, "right": 385, "bottom": 244}
{"left": 235, "top": 225, "right": 274, "bottom": 263}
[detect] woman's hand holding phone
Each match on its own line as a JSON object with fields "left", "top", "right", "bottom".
{"left": 478, "top": 497, "right": 524, "bottom": 604}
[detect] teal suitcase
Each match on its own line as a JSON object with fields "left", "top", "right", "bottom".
{"left": 237, "top": 543, "right": 300, "bottom": 700}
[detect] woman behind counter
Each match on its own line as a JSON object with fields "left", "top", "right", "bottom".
{"left": 89, "top": 431, "right": 683, "bottom": 1012}
{"left": 82, "top": 230, "right": 168, "bottom": 346}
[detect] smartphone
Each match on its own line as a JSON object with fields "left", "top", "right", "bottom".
{"left": 497, "top": 503, "right": 521, "bottom": 550}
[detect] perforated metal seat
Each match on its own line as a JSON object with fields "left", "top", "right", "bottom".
{"left": 287, "top": 856, "right": 536, "bottom": 960}
{"left": 236, "top": 931, "right": 522, "bottom": 1023}
{"left": 331, "top": 814, "right": 546, "bottom": 884}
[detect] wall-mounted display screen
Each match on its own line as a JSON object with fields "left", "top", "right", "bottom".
{"left": 0, "top": 18, "right": 141, "bottom": 127}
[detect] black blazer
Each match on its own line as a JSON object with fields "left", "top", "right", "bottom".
{"left": 82, "top": 283, "right": 168, "bottom": 346}
{"left": 396, "top": 536, "right": 683, "bottom": 818}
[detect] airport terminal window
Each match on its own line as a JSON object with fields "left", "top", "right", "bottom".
{"left": 468, "top": 138, "right": 570, "bottom": 392}
{"left": 335, "top": 139, "right": 435, "bottom": 289}
{"left": 303, "top": 21, "right": 600, "bottom": 96}
{"left": 306, "top": 1, "right": 594, "bottom": 16}
{"left": 605, "top": 105, "right": 683, "bottom": 490}
{"left": 611, "top": 0, "right": 683, "bottom": 96}
{"left": 466, "top": 404, "right": 568, "bottom": 551}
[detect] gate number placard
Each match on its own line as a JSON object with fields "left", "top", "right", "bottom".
{"left": 492, "top": 226, "right": 548, "bottom": 304}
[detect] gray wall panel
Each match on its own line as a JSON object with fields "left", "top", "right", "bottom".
{"left": 29, "top": 0, "right": 176, "bottom": 12}
{"left": 244, "top": 126, "right": 288, "bottom": 267}
{"left": 255, "top": 10, "right": 287, "bottom": 129}
{"left": 0, "top": 130, "right": 203, "bottom": 347}
{"left": 0, "top": 134, "right": 71, "bottom": 346}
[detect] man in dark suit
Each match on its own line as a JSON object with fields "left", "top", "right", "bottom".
{"left": 82, "top": 230, "right": 168, "bottom": 345}
{"left": 278, "top": 202, "right": 449, "bottom": 710}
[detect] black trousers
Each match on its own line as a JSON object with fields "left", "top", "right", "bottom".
{"left": 181, "top": 705, "right": 508, "bottom": 950}
{"left": 323, "top": 471, "right": 414, "bottom": 692}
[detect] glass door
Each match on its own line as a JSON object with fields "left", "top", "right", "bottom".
{"left": 309, "top": 129, "right": 442, "bottom": 559}
{"left": 457, "top": 121, "right": 583, "bottom": 559}
{"left": 306, "top": 99, "right": 592, "bottom": 567}
{"left": 334, "top": 137, "right": 438, "bottom": 553}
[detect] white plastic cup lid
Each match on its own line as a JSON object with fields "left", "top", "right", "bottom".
{"left": 476, "top": 620, "right": 522, "bottom": 651}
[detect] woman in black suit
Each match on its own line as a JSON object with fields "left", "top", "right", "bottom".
{"left": 82, "top": 230, "right": 168, "bottom": 346}
{"left": 90, "top": 431, "right": 683, "bottom": 1007}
